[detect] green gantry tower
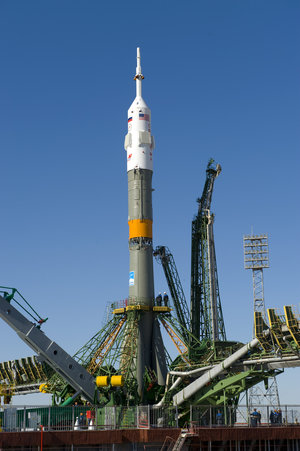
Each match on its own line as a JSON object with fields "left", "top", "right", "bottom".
{"left": 190, "top": 159, "right": 226, "bottom": 344}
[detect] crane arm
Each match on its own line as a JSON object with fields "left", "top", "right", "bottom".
{"left": 0, "top": 294, "right": 96, "bottom": 403}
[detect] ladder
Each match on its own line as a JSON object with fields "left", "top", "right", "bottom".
{"left": 160, "top": 430, "right": 194, "bottom": 451}
{"left": 172, "top": 431, "right": 194, "bottom": 451}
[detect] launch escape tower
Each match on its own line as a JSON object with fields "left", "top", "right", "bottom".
{"left": 243, "top": 235, "right": 280, "bottom": 408}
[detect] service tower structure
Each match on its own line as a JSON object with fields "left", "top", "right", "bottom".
{"left": 123, "top": 48, "right": 167, "bottom": 398}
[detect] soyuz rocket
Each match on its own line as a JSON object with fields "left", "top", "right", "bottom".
{"left": 124, "top": 48, "right": 167, "bottom": 397}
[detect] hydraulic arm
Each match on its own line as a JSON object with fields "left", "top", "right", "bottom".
{"left": 0, "top": 294, "right": 96, "bottom": 403}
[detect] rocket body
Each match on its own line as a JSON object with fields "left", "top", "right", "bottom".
{"left": 125, "top": 49, "right": 155, "bottom": 306}
{"left": 124, "top": 48, "right": 167, "bottom": 397}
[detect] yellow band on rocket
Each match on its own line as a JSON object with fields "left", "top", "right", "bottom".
{"left": 128, "top": 219, "right": 153, "bottom": 239}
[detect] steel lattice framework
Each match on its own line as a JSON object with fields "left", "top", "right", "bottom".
{"left": 153, "top": 246, "right": 190, "bottom": 344}
{"left": 190, "top": 159, "right": 226, "bottom": 344}
{"left": 244, "top": 234, "right": 269, "bottom": 319}
{"left": 243, "top": 234, "right": 280, "bottom": 408}
{"left": 3, "top": 161, "right": 300, "bottom": 410}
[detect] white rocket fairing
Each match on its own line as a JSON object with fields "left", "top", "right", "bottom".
{"left": 124, "top": 48, "right": 155, "bottom": 172}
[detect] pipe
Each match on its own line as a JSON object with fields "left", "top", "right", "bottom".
{"left": 155, "top": 376, "right": 183, "bottom": 407}
{"left": 154, "top": 365, "right": 214, "bottom": 407}
{"left": 169, "top": 365, "right": 213, "bottom": 377}
{"left": 243, "top": 355, "right": 300, "bottom": 365}
{"left": 60, "top": 390, "right": 81, "bottom": 406}
{"left": 173, "top": 337, "right": 259, "bottom": 406}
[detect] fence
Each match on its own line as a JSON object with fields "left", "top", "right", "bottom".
{"left": 0, "top": 405, "right": 178, "bottom": 432}
{"left": 191, "top": 405, "right": 300, "bottom": 427}
{"left": 0, "top": 404, "right": 299, "bottom": 432}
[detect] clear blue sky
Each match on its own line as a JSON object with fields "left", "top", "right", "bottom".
{"left": 0, "top": 0, "right": 299, "bottom": 405}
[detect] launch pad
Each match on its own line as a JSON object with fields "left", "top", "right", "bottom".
{"left": 1, "top": 49, "right": 300, "bottom": 432}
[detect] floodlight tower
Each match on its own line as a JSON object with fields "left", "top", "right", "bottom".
{"left": 244, "top": 234, "right": 269, "bottom": 326}
{"left": 243, "top": 234, "right": 280, "bottom": 408}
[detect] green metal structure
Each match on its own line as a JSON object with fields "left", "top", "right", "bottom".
{"left": 153, "top": 246, "right": 190, "bottom": 344}
{"left": 190, "top": 159, "right": 226, "bottom": 344}
{"left": 2, "top": 161, "right": 300, "bottom": 421}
